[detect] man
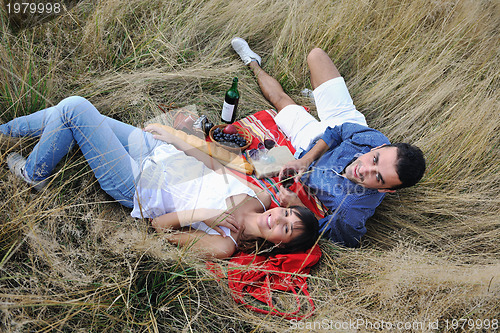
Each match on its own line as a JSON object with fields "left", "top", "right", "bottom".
{"left": 231, "top": 37, "right": 426, "bottom": 247}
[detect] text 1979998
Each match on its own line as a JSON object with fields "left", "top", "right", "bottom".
{"left": 5, "top": 2, "right": 61, "bottom": 14}
{"left": 444, "top": 318, "right": 498, "bottom": 330}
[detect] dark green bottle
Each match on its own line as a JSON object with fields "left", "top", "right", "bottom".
{"left": 221, "top": 77, "right": 239, "bottom": 123}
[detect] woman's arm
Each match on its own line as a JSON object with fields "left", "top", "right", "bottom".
{"left": 145, "top": 123, "right": 271, "bottom": 209}
{"left": 152, "top": 209, "right": 240, "bottom": 235}
{"left": 152, "top": 210, "right": 238, "bottom": 258}
{"left": 144, "top": 123, "right": 228, "bottom": 173}
{"left": 145, "top": 123, "right": 253, "bottom": 175}
{"left": 161, "top": 229, "right": 237, "bottom": 259}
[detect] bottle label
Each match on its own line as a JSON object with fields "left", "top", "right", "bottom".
{"left": 221, "top": 101, "right": 235, "bottom": 122}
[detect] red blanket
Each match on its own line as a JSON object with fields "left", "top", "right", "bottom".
{"left": 227, "top": 245, "right": 321, "bottom": 320}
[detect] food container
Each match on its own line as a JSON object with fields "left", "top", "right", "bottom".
{"left": 209, "top": 124, "right": 252, "bottom": 153}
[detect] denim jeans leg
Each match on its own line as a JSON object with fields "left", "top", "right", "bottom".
{"left": 103, "top": 116, "right": 161, "bottom": 166}
{"left": 1, "top": 96, "right": 152, "bottom": 208}
{"left": 0, "top": 101, "right": 77, "bottom": 179}
{"left": 0, "top": 107, "right": 51, "bottom": 138}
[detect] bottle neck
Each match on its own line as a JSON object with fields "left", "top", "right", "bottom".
{"left": 231, "top": 78, "right": 238, "bottom": 89}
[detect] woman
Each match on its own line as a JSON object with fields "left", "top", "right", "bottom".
{"left": 1, "top": 96, "right": 319, "bottom": 258}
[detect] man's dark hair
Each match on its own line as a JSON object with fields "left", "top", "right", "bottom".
{"left": 386, "top": 143, "right": 426, "bottom": 190}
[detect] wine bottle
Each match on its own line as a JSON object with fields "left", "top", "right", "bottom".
{"left": 221, "top": 77, "right": 239, "bottom": 123}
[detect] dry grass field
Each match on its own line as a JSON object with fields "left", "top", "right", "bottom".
{"left": 0, "top": 0, "right": 498, "bottom": 332}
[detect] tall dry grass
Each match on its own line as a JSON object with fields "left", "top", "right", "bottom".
{"left": 0, "top": 0, "right": 498, "bottom": 331}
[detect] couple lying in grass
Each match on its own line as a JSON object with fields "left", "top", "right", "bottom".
{"left": 2, "top": 38, "right": 426, "bottom": 258}
{"left": 0, "top": 96, "right": 319, "bottom": 259}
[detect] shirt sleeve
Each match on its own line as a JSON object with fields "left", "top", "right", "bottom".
{"left": 319, "top": 126, "right": 343, "bottom": 149}
{"left": 318, "top": 204, "right": 377, "bottom": 248}
{"left": 320, "top": 123, "right": 390, "bottom": 150}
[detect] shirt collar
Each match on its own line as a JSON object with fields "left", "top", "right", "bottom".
{"left": 339, "top": 152, "right": 363, "bottom": 174}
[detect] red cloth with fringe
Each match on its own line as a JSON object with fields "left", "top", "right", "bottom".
{"left": 225, "top": 245, "right": 321, "bottom": 320}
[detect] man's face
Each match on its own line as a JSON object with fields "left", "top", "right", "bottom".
{"left": 343, "top": 146, "right": 402, "bottom": 192}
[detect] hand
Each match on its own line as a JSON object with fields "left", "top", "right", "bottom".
{"left": 144, "top": 123, "right": 167, "bottom": 135}
{"left": 144, "top": 123, "right": 178, "bottom": 143}
{"left": 278, "top": 157, "right": 311, "bottom": 182}
{"left": 278, "top": 186, "right": 303, "bottom": 208}
{"left": 203, "top": 210, "right": 241, "bottom": 237}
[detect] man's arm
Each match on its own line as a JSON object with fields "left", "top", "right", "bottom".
{"left": 279, "top": 123, "right": 386, "bottom": 180}
{"left": 279, "top": 139, "right": 330, "bottom": 180}
{"left": 277, "top": 185, "right": 305, "bottom": 208}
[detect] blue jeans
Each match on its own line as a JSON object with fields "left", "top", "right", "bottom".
{"left": 0, "top": 96, "right": 161, "bottom": 207}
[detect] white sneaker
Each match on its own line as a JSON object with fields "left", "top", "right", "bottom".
{"left": 7, "top": 152, "right": 48, "bottom": 191}
{"left": 231, "top": 37, "right": 261, "bottom": 66}
{"left": 301, "top": 88, "right": 316, "bottom": 103}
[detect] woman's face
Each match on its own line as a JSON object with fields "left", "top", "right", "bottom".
{"left": 256, "top": 207, "right": 303, "bottom": 245}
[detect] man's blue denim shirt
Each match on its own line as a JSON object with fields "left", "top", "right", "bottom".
{"left": 299, "top": 122, "right": 390, "bottom": 247}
